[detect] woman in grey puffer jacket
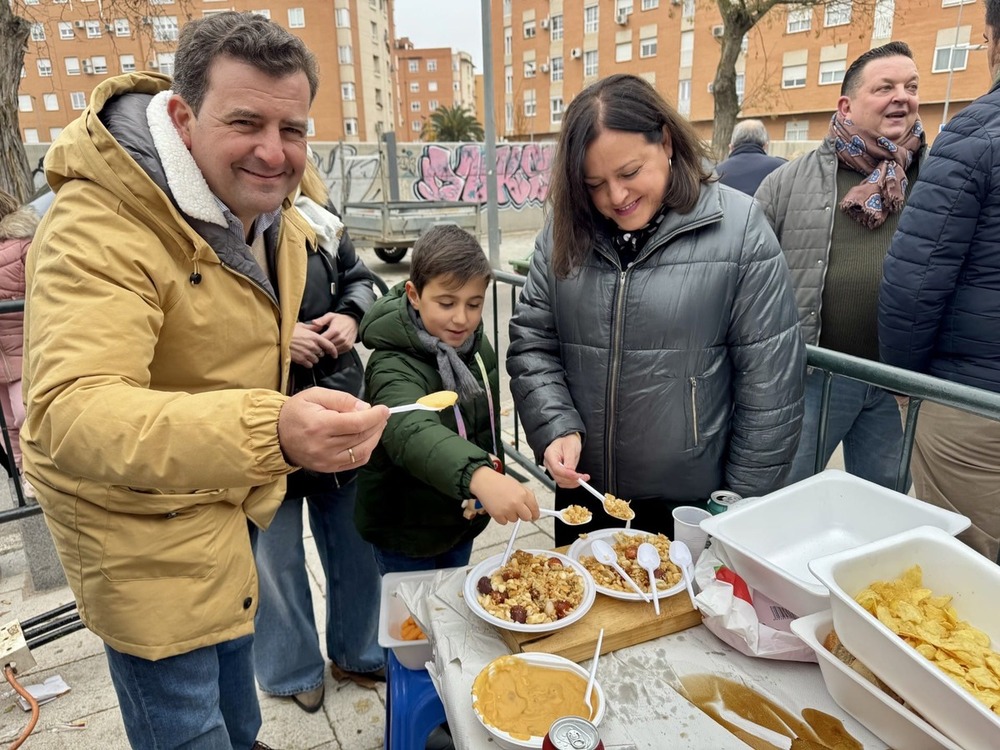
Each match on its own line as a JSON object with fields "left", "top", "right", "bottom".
{"left": 508, "top": 75, "right": 805, "bottom": 545}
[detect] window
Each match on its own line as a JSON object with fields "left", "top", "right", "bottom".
{"left": 505, "top": 102, "right": 514, "bottom": 133}
{"left": 24, "top": 129, "right": 39, "bottom": 146}
{"left": 551, "top": 14, "right": 563, "bottom": 40}
{"left": 682, "top": 0, "right": 695, "bottom": 19}
{"left": 86, "top": 20, "right": 101, "bottom": 38}
{"left": 371, "top": 21, "right": 378, "bottom": 40}
{"left": 115, "top": 19, "right": 131, "bottom": 37}
{"left": 524, "top": 90, "right": 536, "bottom": 117}
{"left": 616, "top": 0, "right": 634, "bottom": 14}
{"left": 156, "top": 52, "right": 175, "bottom": 77}
{"left": 782, "top": 63, "right": 807, "bottom": 88}
{"left": 71, "top": 91, "right": 87, "bottom": 110}
{"left": 505, "top": 65, "right": 513, "bottom": 94}
{"left": 43, "top": 93, "right": 60, "bottom": 111}
{"left": 341, "top": 82, "right": 356, "bottom": 101}
{"left": 551, "top": 96, "right": 564, "bottom": 125}
{"left": 335, "top": 8, "right": 350, "bottom": 27}
{"left": 91, "top": 55, "right": 107, "bottom": 74}
{"left": 50, "top": 128, "right": 64, "bottom": 142}
{"left": 736, "top": 74, "right": 745, "bottom": 105}
{"left": 787, "top": 8, "right": 811, "bottom": 34}
{"left": 289, "top": 7, "right": 305, "bottom": 28}
{"left": 59, "top": 22, "right": 73, "bottom": 39}
{"left": 408, "top": 60, "right": 419, "bottom": 72}
{"left": 412, "top": 121, "right": 422, "bottom": 132}
{"left": 374, "top": 55, "right": 381, "bottom": 77}
{"left": 339, "top": 46, "right": 353, "bottom": 64}
{"left": 149, "top": 0, "right": 174, "bottom": 4}
{"left": 872, "top": 0, "right": 895, "bottom": 39}
{"left": 824, "top": 1, "right": 851, "bottom": 27}
{"left": 933, "top": 44, "right": 969, "bottom": 72}
{"left": 411, "top": 101, "right": 421, "bottom": 111}
{"left": 503, "top": 0, "right": 512, "bottom": 15}
{"left": 616, "top": 42, "right": 633, "bottom": 63}
{"left": 819, "top": 59, "right": 846, "bottom": 85}
{"left": 120, "top": 54, "right": 136, "bottom": 73}
{"left": 640, "top": 37, "right": 657, "bottom": 58}
{"left": 306, "top": 118, "right": 315, "bottom": 137}
{"left": 428, "top": 81, "right": 438, "bottom": 92}
{"left": 252, "top": 10, "right": 271, "bottom": 19}
{"left": 410, "top": 82, "right": 420, "bottom": 92}
{"left": 642, "top": 0, "right": 659, "bottom": 9}
{"left": 504, "top": 27, "right": 512, "bottom": 56}
{"left": 942, "top": 0, "right": 975, "bottom": 5}
{"left": 584, "top": 5, "right": 599, "bottom": 34}
{"left": 584, "top": 49, "right": 598, "bottom": 77}
{"left": 375, "top": 89, "right": 383, "bottom": 107}
{"left": 65, "top": 57, "right": 81, "bottom": 76}
{"left": 551, "top": 56, "right": 563, "bottom": 81}
{"left": 344, "top": 118, "right": 359, "bottom": 136}
{"left": 678, "top": 79, "right": 691, "bottom": 116}
{"left": 429, "top": 99, "right": 438, "bottom": 110}
{"left": 37, "top": 59, "right": 53, "bottom": 77}
{"left": 31, "top": 23, "right": 45, "bottom": 42}
{"left": 427, "top": 60, "right": 437, "bottom": 72}
{"left": 18, "top": 95, "right": 32, "bottom": 112}
{"left": 785, "top": 120, "right": 809, "bottom": 141}
{"left": 680, "top": 31, "right": 694, "bottom": 68}
{"left": 152, "top": 17, "right": 179, "bottom": 42}
{"left": 524, "top": 21, "right": 536, "bottom": 38}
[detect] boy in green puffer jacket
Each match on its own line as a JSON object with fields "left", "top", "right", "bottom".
{"left": 356, "top": 225, "right": 539, "bottom": 573}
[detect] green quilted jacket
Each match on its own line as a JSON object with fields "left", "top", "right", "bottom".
{"left": 355, "top": 282, "right": 499, "bottom": 557}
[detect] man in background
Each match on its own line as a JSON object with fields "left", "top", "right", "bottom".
{"left": 715, "top": 119, "right": 786, "bottom": 195}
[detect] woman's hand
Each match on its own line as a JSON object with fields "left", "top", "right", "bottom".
{"left": 290, "top": 319, "right": 337, "bottom": 367}
{"left": 322, "top": 313, "right": 360, "bottom": 355}
{"left": 543, "top": 433, "right": 590, "bottom": 488}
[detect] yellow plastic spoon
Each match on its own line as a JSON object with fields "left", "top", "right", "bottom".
{"left": 387, "top": 390, "right": 458, "bottom": 415}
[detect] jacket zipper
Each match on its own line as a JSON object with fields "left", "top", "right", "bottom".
{"left": 604, "top": 269, "right": 629, "bottom": 492}
{"left": 689, "top": 377, "right": 700, "bottom": 447}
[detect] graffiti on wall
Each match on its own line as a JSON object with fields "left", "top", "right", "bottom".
{"left": 310, "top": 143, "right": 383, "bottom": 205}
{"left": 409, "top": 143, "right": 553, "bottom": 208}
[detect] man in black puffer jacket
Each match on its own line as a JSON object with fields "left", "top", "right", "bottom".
{"left": 879, "top": 0, "right": 1000, "bottom": 563}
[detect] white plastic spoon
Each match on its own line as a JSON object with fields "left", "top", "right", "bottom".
{"left": 499, "top": 518, "right": 521, "bottom": 568}
{"left": 576, "top": 478, "right": 636, "bottom": 521}
{"left": 387, "top": 390, "right": 458, "bottom": 414}
{"left": 668, "top": 540, "right": 699, "bottom": 612}
{"left": 636, "top": 542, "right": 662, "bottom": 616}
{"left": 537, "top": 506, "right": 592, "bottom": 526}
{"left": 591, "top": 539, "right": 651, "bottom": 602}
{"left": 584, "top": 627, "right": 604, "bottom": 721}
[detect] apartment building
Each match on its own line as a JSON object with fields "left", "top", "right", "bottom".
{"left": 492, "top": 0, "right": 992, "bottom": 144}
{"left": 15, "top": 0, "right": 397, "bottom": 144}
{"left": 394, "top": 38, "right": 477, "bottom": 137}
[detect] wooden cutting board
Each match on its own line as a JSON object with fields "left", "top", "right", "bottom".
{"left": 496, "top": 552, "right": 702, "bottom": 663}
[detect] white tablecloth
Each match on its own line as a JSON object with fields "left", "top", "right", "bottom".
{"left": 398, "top": 569, "right": 885, "bottom": 750}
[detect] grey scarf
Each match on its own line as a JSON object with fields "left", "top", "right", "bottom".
{"left": 406, "top": 302, "right": 484, "bottom": 402}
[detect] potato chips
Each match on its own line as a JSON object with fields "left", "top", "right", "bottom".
{"left": 855, "top": 565, "right": 1000, "bottom": 715}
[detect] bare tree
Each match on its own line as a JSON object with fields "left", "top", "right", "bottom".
{"left": 0, "top": 4, "right": 33, "bottom": 202}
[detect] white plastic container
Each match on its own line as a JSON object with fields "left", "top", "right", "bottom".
{"left": 790, "top": 610, "right": 962, "bottom": 750}
{"left": 377, "top": 570, "right": 435, "bottom": 670}
{"left": 699, "top": 470, "right": 969, "bottom": 615}
{"left": 809, "top": 526, "right": 1000, "bottom": 750}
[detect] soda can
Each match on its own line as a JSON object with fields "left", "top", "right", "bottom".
{"left": 707, "top": 490, "right": 743, "bottom": 515}
{"left": 542, "top": 716, "right": 605, "bottom": 750}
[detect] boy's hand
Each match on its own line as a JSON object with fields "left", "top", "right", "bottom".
{"left": 469, "top": 467, "right": 539, "bottom": 524}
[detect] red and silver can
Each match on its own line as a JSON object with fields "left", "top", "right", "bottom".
{"left": 542, "top": 716, "right": 605, "bottom": 750}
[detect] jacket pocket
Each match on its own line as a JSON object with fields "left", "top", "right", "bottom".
{"left": 99, "top": 488, "right": 221, "bottom": 580}
{"left": 688, "top": 376, "right": 701, "bottom": 448}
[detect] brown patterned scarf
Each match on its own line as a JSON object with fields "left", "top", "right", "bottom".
{"left": 829, "top": 113, "right": 924, "bottom": 229}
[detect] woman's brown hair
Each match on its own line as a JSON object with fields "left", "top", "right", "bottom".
{"left": 548, "top": 74, "right": 712, "bottom": 278}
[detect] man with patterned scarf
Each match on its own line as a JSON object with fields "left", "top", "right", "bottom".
{"left": 756, "top": 41, "right": 925, "bottom": 489}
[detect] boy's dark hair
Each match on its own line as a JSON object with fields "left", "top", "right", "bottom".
{"left": 988, "top": 0, "right": 1000, "bottom": 33}
{"left": 841, "top": 42, "right": 913, "bottom": 97}
{"left": 409, "top": 225, "right": 492, "bottom": 294}
{"left": 173, "top": 11, "right": 319, "bottom": 115}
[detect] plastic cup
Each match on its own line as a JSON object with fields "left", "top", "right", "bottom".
{"left": 672, "top": 506, "right": 712, "bottom": 564}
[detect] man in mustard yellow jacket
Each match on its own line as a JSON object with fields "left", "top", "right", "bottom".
{"left": 21, "top": 12, "right": 388, "bottom": 750}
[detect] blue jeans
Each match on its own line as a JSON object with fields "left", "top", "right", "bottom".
{"left": 373, "top": 538, "right": 475, "bottom": 575}
{"left": 253, "top": 482, "right": 384, "bottom": 696}
{"left": 787, "top": 370, "right": 907, "bottom": 490}
{"left": 105, "top": 634, "right": 259, "bottom": 750}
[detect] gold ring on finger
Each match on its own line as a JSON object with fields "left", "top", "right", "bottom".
{"left": 348, "top": 447, "right": 356, "bottom": 464}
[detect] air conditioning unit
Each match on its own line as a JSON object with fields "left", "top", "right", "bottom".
{"left": 104, "top": 23, "right": 114, "bottom": 32}
{"left": 570, "top": 47, "right": 582, "bottom": 59}
{"left": 540, "top": 17, "right": 550, "bottom": 30}
{"left": 73, "top": 20, "right": 86, "bottom": 29}
{"left": 711, "top": 25, "right": 725, "bottom": 38}
{"left": 148, "top": 59, "right": 159, "bottom": 69}
{"left": 540, "top": 63, "right": 549, "bottom": 73}
{"left": 616, "top": 11, "right": 629, "bottom": 25}
{"left": 83, "top": 61, "right": 94, "bottom": 74}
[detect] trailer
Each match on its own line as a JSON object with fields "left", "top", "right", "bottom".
{"left": 342, "top": 200, "right": 482, "bottom": 263}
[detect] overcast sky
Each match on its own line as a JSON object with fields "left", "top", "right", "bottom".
{"left": 393, "top": 0, "right": 485, "bottom": 70}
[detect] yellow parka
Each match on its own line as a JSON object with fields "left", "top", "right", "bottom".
{"left": 21, "top": 73, "right": 309, "bottom": 660}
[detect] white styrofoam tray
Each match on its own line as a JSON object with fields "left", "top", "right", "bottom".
{"left": 809, "top": 526, "right": 1000, "bottom": 750}
{"left": 378, "top": 570, "right": 435, "bottom": 670}
{"left": 699, "top": 470, "right": 969, "bottom": 616}
{"left": 790, "top": 610, "right": 962, "bottom": 750}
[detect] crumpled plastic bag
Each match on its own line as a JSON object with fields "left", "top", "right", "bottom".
{"left": 693, "top": 542, "right": 816, "bottom": 663}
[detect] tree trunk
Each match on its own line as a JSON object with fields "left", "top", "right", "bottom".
{"left": 710, "top": 24, "right": 750, "bottom": 161}
{"left": 0, "top": 5, "right": 33, "bottom": 203}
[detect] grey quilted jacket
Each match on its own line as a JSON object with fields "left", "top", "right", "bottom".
{"left": 507, "top": 181, "right": 805, "bottom": 504}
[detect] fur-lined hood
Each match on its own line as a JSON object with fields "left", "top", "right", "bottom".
{"left": 0, "top": 206, "right": 39, "bottom": 242}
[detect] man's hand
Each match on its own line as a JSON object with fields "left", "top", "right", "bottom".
{"left": 469, "top": 467, "right": 539, "bottom": 524}
{"left": 278, "top": 388, "right": 389, "bottom": 472}
{"left": 543, "top": 433, "right": 589, "bottom": 488}
{"left": 290, "top": 318, "right": 337, "bottom": 367}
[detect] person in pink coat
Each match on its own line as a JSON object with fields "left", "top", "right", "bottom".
{"left": 0, "top": 189, "right": 37, "bottom": 496}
